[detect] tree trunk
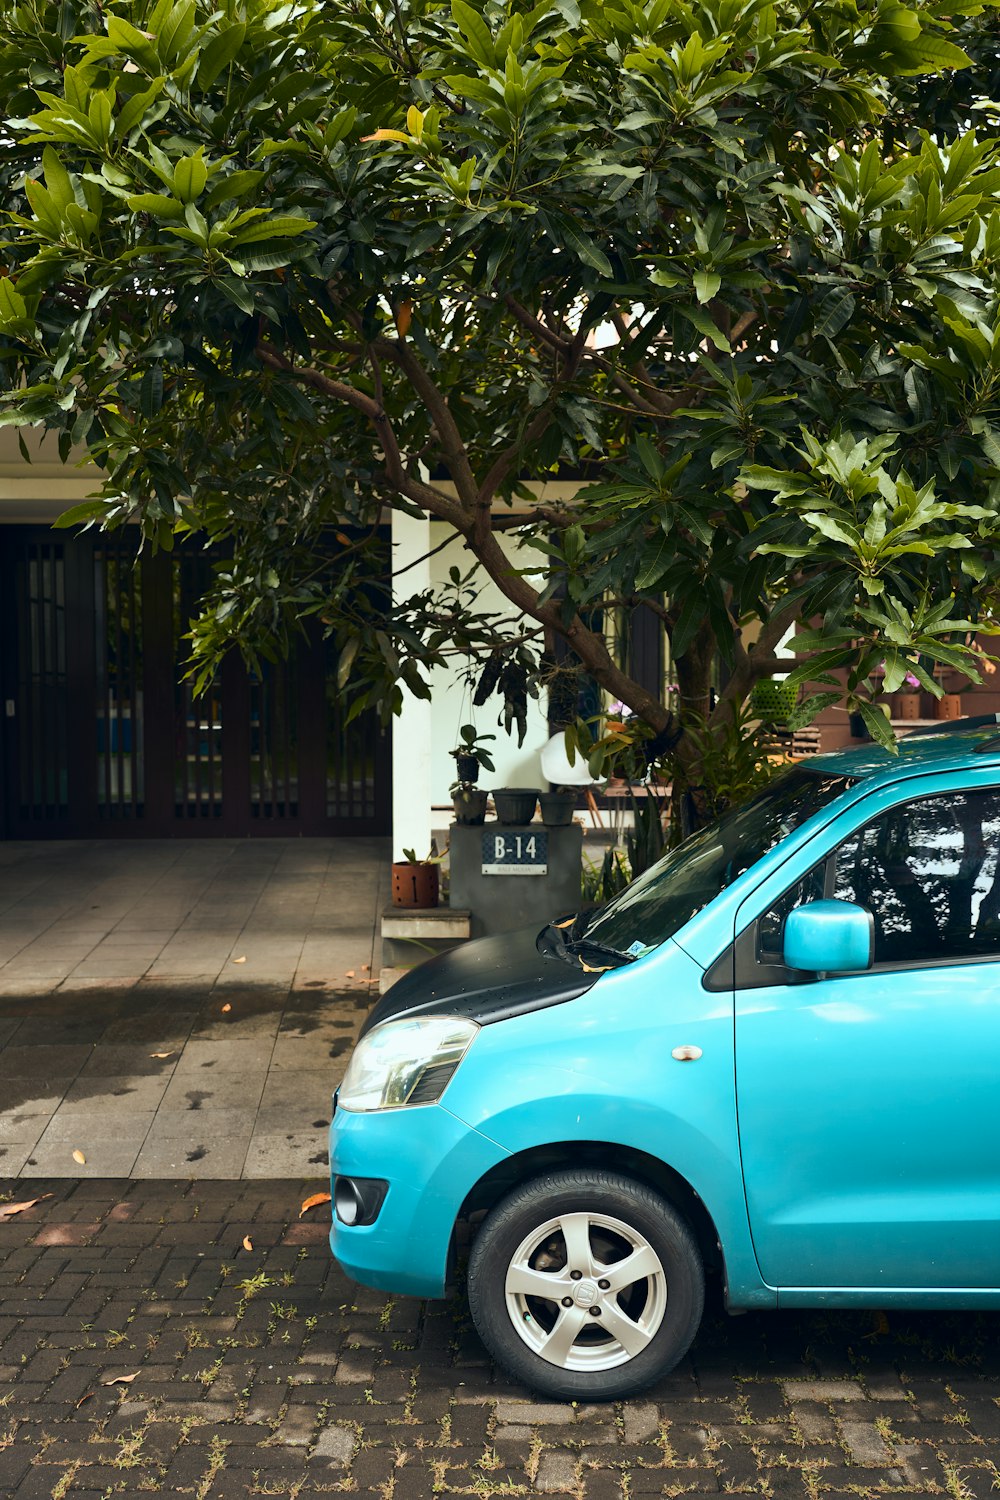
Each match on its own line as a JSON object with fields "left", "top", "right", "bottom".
{"left": 670, "top": 620, "right": 718, "bottom": 838}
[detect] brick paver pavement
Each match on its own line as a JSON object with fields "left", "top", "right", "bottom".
{"left": 2, "top": 1182, "right": 1000, "bottom": 1497}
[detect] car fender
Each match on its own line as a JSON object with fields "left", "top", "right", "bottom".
{"left": 441, "top": 951, "right": 775, "bottom": 1308}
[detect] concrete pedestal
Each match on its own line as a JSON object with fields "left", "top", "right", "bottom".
{"left": 448, "top": 823, "right": 583, "bottom": 938}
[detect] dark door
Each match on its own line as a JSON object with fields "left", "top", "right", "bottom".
{"left": 0, "top": 527, "right": 389, "bottom": 837}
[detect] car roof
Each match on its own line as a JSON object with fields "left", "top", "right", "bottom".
{"left": 803, "top": 717, "right": 1000, "bottom": 784}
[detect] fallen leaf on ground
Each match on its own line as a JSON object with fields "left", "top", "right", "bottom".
{"left": 102, "top": 1373, "right": 139, "bottom": 1387}
{"left": 76, "top": 1392, "right": 94, "bottom": 1408}
{"left": 72, "top": 1149, "right": 86, "bottom": 1165}
{"left": 221, "top": 1003, "right": 232, "bottom": 1013}
{"left": 345, "top": 970, "right": 355, "bottom": 978}
{"left": 0, "top": 1194, "right": 52, "bottom": 1220}
{"left": 232, "top": 955, "right": 246, "bottom": 964}
{"left": 242, "top": 1235, "right": 253, "bottom": 1252}
{"left": 149, "top": 1051, "right": 174, "bottom": 1059}
{"left": 361, "top": 964, "right": 369, "bottom": 971}
{"left": 299, "top": 1192, "right": 331, "bottom": 1218}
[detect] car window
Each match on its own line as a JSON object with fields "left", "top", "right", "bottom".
{"left": 757, "top": 860, "right": 828, "bottom": 964}
{"left": 583, "top": 767, "right": 852, "bottom": 954}
{"left": 832, "top": 788, "right": 1000, "bottom": 965}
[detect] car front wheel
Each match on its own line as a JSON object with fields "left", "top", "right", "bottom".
{"left": 467, "top": 1168, "right": 704, "bottom": 1401}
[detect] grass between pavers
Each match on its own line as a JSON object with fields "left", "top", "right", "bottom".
{"left": 1, "top": 1184, "right": 1000, "bottom": 1496}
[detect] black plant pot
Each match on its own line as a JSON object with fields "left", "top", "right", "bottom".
{"left": 452, "top": 789, "right": 488, "bottom": 826}
{"left": 492, "top": 787, "right": 539, "bottom": 825}
{"left": 454, "top": 754, "right": 480, "bottom": 784}
{"left": 539, "top": 791, "right": 576, "bottom": 826}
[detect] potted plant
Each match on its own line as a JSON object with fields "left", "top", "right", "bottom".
{"left": 935, "top": 690, "right": 963, "bottom": 720}
{"left": 449, "top": 725, "right": 495, "bottom": 825}
{"left": 894, "top": 671, "right": 922, "bottom": 720}
{"left": 391, "top": 845, "right": 444, "bottom": 908}
{"left": 450, "top": 724, "right": 496, "bottom": 786}
{"left": 538, "top": 786, "right": 577, "bottom": 826}
{"left": 493, "top": 788, "right": 540, "bottom": 825}
{"left": 749, "top": 676, "right": 799, "bottom": 729}
{"left": 451, "top": 781, "right": 489, "bottom": 825}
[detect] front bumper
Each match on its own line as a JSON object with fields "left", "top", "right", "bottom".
{"left": 328, "top": 1100, "right": 508, "bottom": 1298}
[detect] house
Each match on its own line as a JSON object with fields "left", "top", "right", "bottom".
{"left": 0, "top": 436, "right": 646, "bottom": 855}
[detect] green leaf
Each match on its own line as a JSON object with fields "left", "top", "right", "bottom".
{"left": 678, "top": 306, "right": 730, "bottom": 353}
{"left": 910, "top": 34, "right": 973, "bottom": 70}
{"left": 979, "top": 427, "right": 1000, "bottom": 469}
{"left": 41, "top": 147, "right": 74, "bottom": 211}
{"left": 52, "top": 499, "right": 110, "bottom": 528}
{"left": 215, "top": 276, "right": 255, "bottom": 313}
{"left": 857, "top": 700, "right": 897, "bottom": 752}
{"left": 155, "top": 0, "right": 196, "bottom": 63}
{"left": 546, "top": 215, "right": 613, "bottom": 278}
{"left": 337, "top": 635, "right": 360, "bottom": 690}
{"left": 203, "top": 169, "right": 265, "bottom": 209}
{"left": 140, "top": 363, "right": 163, "bottom": 418}
{"left": 635, "top": 533, "right": 670, "bottom": 590}
{"left": 693, "top": 270, "right": 721, "bottom": 305}
{"left": 197, "top": 22, "right": 247, "bottom": 87}
{"left": 173, "top": 153, "right": 208, "bottom": 204}
{"left": 814, "top": 289, "right": 856, "bottom": 340}
{"left": 117, "top": 79, "right": 166, "bottom": 137}
{"left": 228, "top": 215, "right": 316, "bottom": 245}
{"left": 634, "top": 434, "right": 664, "bottom": 483}
{"left": 451, "top": 0, "right": 494, "bottom": 66}
{"left": 127, "top": 191, "right": 184, "bottom": 219}
{"left": 105, "top": 15, "right": 160, "bottom": 70}
{"left": 0, "top": 278, "right": 29, "bottom": 329}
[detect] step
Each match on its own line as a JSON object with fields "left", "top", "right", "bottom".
{"left": 379, "top": 966, "right": 413, "bottom": 995}
{"left": 380, "top": 907, "right": 471, "bottom": 941}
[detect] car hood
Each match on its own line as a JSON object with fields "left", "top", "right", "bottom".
{"left": 360, "top": 924, "right": 601, "bottom": 1036}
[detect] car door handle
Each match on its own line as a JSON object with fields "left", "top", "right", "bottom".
{"left": 671, "top": 1045, "right": 702, "bottom": 1062}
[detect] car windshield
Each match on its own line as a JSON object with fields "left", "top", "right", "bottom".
{"left": 583, "top": 766, "right": 853, "bottom": 956}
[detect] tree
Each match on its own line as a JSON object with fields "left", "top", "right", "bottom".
{"left": 2, "top": 0, "right": 1000, "bottom": 802}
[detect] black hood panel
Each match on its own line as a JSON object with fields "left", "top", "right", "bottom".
{"left": 361, "top": 925, "right": 599, "bottom": 1036}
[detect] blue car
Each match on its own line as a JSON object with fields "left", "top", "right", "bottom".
{"left": 330, "top": 719, "right": 1000, "bottom": 1400}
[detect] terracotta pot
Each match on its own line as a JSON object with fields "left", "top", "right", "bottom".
{"left": 935, "top": 693, "right": 963, "bottom": 721}
{"left": 391, "top": 861, "right": 439, "bottom": 908}
{"left": 894, "top": 692, "right": 921, "bottom": 720}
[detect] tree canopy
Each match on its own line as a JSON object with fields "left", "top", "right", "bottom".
{"left": 2, "top": 0, "right": 1000, "bottom": 782}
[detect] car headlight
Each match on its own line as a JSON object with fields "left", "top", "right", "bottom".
{"left": 338, "top": 1016, "right": 478, "bottom": 1112}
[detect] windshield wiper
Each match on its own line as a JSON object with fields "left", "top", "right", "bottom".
{"left": 562, "top": 936, "right": 637, "bottom": 965}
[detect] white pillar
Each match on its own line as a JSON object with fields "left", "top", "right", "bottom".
{"left": 391, "top": 509, "right": 433, "bottom": 860}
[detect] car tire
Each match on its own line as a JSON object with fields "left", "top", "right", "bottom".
{"left": 467, "top": 1168, "right": 704, "bottom": 1401}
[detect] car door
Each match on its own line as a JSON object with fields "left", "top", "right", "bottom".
{"left": 735, "top": 778, "right": 1000, "bottom": 1292}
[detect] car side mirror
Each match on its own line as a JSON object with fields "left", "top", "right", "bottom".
{"left": 783, "top": 899, "right": 874, "bottom": 974}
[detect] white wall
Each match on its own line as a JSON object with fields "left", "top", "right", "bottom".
{"left": 391, "top": 511, "right": 434, "bottom": 859}
{"left": 427, "top": 524, "right": 548, "bottom": 806}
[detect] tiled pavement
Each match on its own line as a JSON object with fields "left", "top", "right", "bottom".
{"left": 0, "top": 840, "right": 388, "bottom": 1179}
{"left": 3, "top": 1183, "right": 1000, "bottom": 1498}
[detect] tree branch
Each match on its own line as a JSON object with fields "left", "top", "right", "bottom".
{"left": 255, "top": 343, "right": 467, "bottom": 528}
{"left": 371, "top": 336, "right": 479, "bottom": 509}
{"left": 710, "top": 595, "right": 802, "bottom": 727}
{"left": 503, "top": 294, "right": 667, "bottom": 416}
{"left": 473, "top": 318, "right": 590, "bottom": 531}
